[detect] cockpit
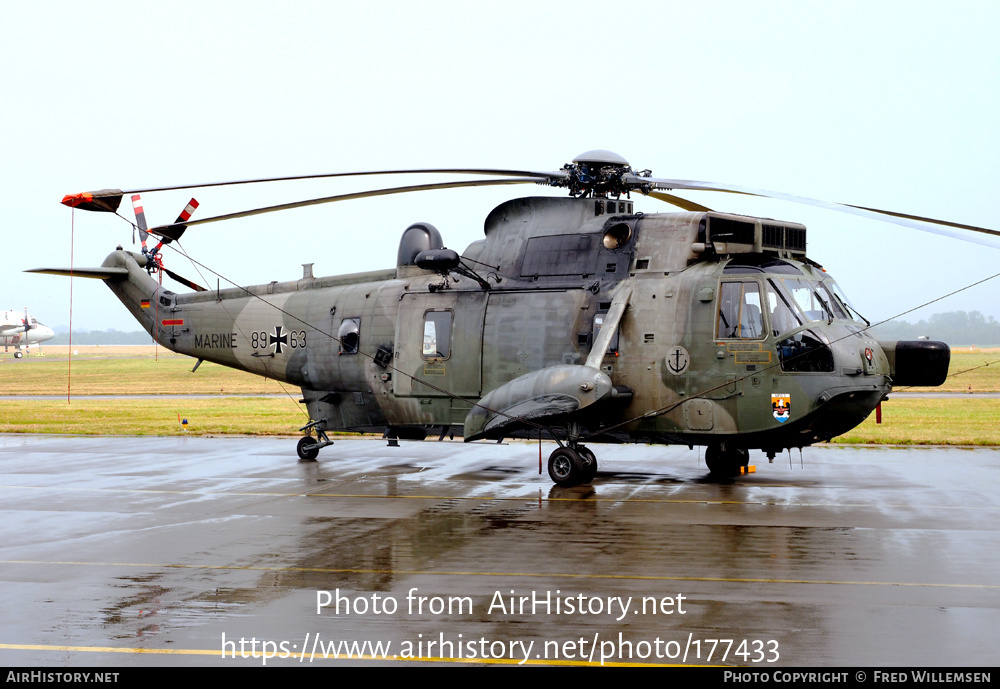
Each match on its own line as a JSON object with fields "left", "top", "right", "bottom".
{"left": 717, "top": 257, "right": 866, "bottom": 373}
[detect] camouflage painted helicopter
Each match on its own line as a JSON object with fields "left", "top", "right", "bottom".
{"left": 36, "top": 150, "right": 993, "bottom": 485}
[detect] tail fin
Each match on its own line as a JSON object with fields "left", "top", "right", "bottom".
{"left": 29, "top": 251, "right": 168, "bottom": 344}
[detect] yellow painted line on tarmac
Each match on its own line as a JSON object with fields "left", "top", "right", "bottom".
{"left": 2, "top": 559, "right": 997, "bottom": 590}
{"left": 0, "top": 642, "right": 687, "bottom": 667}
{"left": 0, "top": 483, "right": 987, "bottom": 510}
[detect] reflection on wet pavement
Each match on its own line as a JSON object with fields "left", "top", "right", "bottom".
{"left": 1, "top": 435, "right": 997, "bottom": 666}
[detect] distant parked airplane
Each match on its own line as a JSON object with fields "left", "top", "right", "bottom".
{"left": 1, "top": 308, "right": 55, "bottom": 358}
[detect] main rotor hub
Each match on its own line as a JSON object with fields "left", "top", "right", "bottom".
{"left": 558, "top": 149, "right": 651, "bottom": 199}
{"left": 571, "top": 150, "right": 631, "bottom": 167}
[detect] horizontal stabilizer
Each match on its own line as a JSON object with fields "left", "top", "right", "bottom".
{"left": 26, "top": 267, "right": 129, "bottom": 280}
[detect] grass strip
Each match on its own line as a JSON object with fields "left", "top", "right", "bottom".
{"left": 0, "top": 397, "right": 306, "bottom": 436}
{"left": 830, "top": 398, "right": 1000, "bottom": 446}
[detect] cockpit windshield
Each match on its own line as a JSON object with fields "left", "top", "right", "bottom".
{"left": 765, "top": 280, "right": 802, "bottom": 337}
{"left": 777, "top": 278, "right": 847, "bottom": 322}
{"left": 765, "top": 278, "right": 841, "bottom": 373}
{"left": 764, "top": 276, "right": 863, "bottom": 338}
{"left": 721, "top": 275, "right": 863, "bottom": 342}
{"left": 824, "top": 278, "right": 865, "bottom": 323}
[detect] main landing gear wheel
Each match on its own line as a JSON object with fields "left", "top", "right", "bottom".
{"left": 547, "top": 446, "right": 597, "bottom": 487}
{"left": 705, "top": 445, "right": 749, "bottom": 477}
{"left": 548, "top": 447, "right": 586, "bottom": 487}
{"left": 297, "top": 436, "right": 320, "bottom": 461}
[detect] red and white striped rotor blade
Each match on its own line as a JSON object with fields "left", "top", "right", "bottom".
{"left": 174, "top": 198, "right": 199, "bottom": 225}
{"left": 159, "top": 198, "right": 199, "bottom": 243}
{"left": 131, "top": 194, "right": 149, "bottom": 247}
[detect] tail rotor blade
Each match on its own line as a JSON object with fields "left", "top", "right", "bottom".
{"left": 143, "top": 198, "right": 201, "bottom": 285}
{"left": 158, "top": 198, "right": 200, "bottom": 244}
{"left": 131, "top": 194, "right": 149, "bottom": 248}
{"left": 174, "top": 198, "right": 200, "bottom": 224}
{"left": 163, "top": 267, "right": 207, "bottom": 292}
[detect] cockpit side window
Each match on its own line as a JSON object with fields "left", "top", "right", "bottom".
{"left": 717, "top": 281, "right": 765, "bottom": 339}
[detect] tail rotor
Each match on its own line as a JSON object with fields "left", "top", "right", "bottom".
{"left": 130, "top": 195, "right": 207, "bottom": 292}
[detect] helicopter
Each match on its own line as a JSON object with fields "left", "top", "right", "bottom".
{"left": 33, "top": 150, "right": 992, "bottom": 486}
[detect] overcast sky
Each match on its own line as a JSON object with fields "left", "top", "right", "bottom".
{"left": 3, "top": 1, "right": 999, "bottom": 333}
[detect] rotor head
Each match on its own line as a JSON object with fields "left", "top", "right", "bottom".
{"left": 557, "top": 149, "right": 650, "bottom": 199}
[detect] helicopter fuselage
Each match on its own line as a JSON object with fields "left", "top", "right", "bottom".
{"left": 98, "top": 195, "right": 920, "bottom": 462}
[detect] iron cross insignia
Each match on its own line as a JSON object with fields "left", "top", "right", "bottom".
{"left": 269, "top": 326, "right": 289, "bottom": 354}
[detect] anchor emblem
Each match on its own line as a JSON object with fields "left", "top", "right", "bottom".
{"left": 665, "top": 346, "right": 690, "bottom": 375}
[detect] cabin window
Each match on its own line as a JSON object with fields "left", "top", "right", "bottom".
{"left": 422, "top": 310, "right": 453, "bottom": 360}
{"left": 338, "top": 317, "right": 361, "bottom": 354}
{"left": 717, "top": 281, "right": 765, "bottom": 339}
{"left": 520, "top": 234, "right": 595, "bottom": 277}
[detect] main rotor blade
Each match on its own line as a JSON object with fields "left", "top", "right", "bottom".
{"left": 635, "top": 176, "right": 1000, "bottom": 247}
{"left": 646, "top": 191, "right": 713, "bottom": 213}
{"left": 147, "top": 177, "right": 546, "bottom": 234}
{"left": 73, "top": 168, "right": 568, "bottom": 199}
{"left": 61, "top": 190, "right": 124, "bottom": 213}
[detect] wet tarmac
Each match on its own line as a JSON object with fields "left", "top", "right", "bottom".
{"left": 1, "top": 434, "right": 997, "bottom": 667}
